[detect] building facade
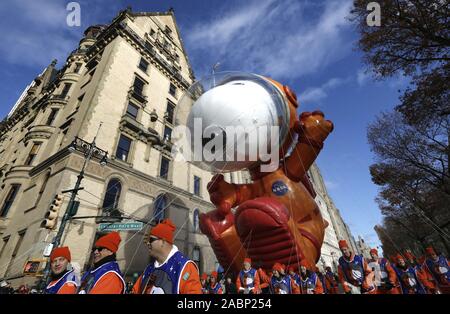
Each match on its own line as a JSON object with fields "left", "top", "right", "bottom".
{"left": 355, "top": 235, "right": 372, "bottom": 259}
{"left": 0, "top": 8, "right": 221, "bottom": 286}
{"left": 307, "top": 163, "right": 359, "bottom": 271}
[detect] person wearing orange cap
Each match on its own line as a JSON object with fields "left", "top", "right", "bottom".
{"left": 207, "top": 271, "right": 223, "bottom": 294}
{"left": 269, "top": 263, "right": 299, "bottom": 294}
{"left": 337, "top": 239, "right": 375, "bottom": 294}
{"left": 298, "top": 260, "right": 323, "bottom": 294}
{"left": 78, "top": 232, "right": 125, "bottom": 294}
{"left": 423, "top": 247, "right": 449, "bottom": 294}
{"left": 45, "top": 247, "right": 79, "bottom": 294}
{"left": 254, "top": 260, "right": 270, "bottom": 294}
{"left": 404, "top": 251, "right": 438, "bottom": 294}
{"left": 323, "top": 266, "right": 339, "bottom": 294}
{"left": 236, "top": 258, "right": 260, "bottom": 294}
{"left": 367, "top": 248, "right": 400, "bottom": 294}
{"left": 288, "top": 265, "right": 301, "bottom": 287}
{"left": 200, "top": 273, "right": 209, "bottom": 294}
{"left": 132, "top": 219, "right": 201, "bottom": 294}
{"left": 392, "top": 254, "right": 428, "bottom": 294}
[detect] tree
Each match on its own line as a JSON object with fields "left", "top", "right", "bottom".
{"left": 352, "top": 0, "right": 450, "bottom": 255}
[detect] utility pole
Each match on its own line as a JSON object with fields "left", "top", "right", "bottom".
{"left": 39, "top": 123, "right": 108, "bottom": 290}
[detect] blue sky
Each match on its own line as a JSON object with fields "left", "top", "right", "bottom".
{"left": 0, "top": 0, "right": 410, "bottom": 250}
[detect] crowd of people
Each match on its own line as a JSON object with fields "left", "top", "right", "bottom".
{"left": 0, "top": 219, "right": 448, "bottom": 295}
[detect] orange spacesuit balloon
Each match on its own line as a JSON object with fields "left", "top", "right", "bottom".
{"left": 198, "top": 77, "right": 334, "bottom": 274}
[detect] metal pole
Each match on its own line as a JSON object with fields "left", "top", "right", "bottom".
{"left": 39, "top": 124, "right": 103, "bottom": 290}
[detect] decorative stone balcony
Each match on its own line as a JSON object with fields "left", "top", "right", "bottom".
{"left": 4, "top": 165, "right": 33, "bottom": 181}
{"left": 47, "top": 94, "right": 70, "bottom": 105}
{"left": 61, "top": 71, "right": 81, "bottom": 83}
{"left": 128, "top": 88, "right": 148, "bottom": 105}
{"left": 119, "top": 115, "right": 160, "bottom": 145}
{"left": 24, "top": 124, "right": 55, "bottom": 142}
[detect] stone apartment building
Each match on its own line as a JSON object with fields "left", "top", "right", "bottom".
{"left": 0, "top": 8, "right": 224, "bottom": 286}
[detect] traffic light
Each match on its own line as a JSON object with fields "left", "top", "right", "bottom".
{"left": 41, "top": 194, "right": 63, "bottom": 229}
{"left": 67, "top": 200, "right": 80, "bottom": 217}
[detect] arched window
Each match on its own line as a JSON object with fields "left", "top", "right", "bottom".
{"left": 153, "top": 194, "right": 167, "bottom": 223}
{"left": 102, "top": 179, "right": 122, "bottom": 211}
{"left": 193, "top": 209, "right": 200, "bottom": 232}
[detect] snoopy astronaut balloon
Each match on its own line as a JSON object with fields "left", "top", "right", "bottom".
{"left": 174, "top": 72, "right": 334, "bottom": 273}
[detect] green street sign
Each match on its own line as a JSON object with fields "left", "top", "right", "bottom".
{"left": 98, "top": 221, "right": 144, "bottom": 231}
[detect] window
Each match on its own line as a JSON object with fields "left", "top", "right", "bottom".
{"left": 35, "top": 173, "right": 50, "bottom": 207}
{"left": 133, "top": 76, "right": 145, "bottom": 96}
{"left": 160, "top": 156, "right": 170, "bottom": 179}
{"left": 0, "top": 185, "right": 20, "bottom": 218}
{"left": 59, "top": 129, "right": 68, "bottom": 149}
{"left": 60, "top": 83, "right": 72, "bottom": 98}
{"left": 138, "top": 58, "right": 149, "bottom": 73}
{"left": 193, "top": 209, "right": 200, "bottom": 232}
{"left": 25, "top": 143, "right": 41, "bottom": 166}
{"left": 165, "top": 26, "right": 172, "bottom": 35}
{"left": 0, "top": 236, "right": 10, "bottom": 259}
{"left": 46, "top": 108, "right": 59, "bottom": 126}
{"left": 115, "top": 135, "right": 132, "bottom": 162}
{"left": 153, "top": 194, "right": 167, "bottom": 223}
{"left": 102, "top": 179, "right": 122, "bottom": 211}
{"left": 126, "top": 102, "right": 139, "bottom": 119}
{"left": 12, "top": 230, "right": 26, "bottom": 259}
{"left": 166, "top": 101, "right": 175, "bottom": 124}
{"left": 150, "top": 29, "right": 155, "bottom": 37}
{"left": 192, "top": 247, "right": 201, "bottom": 272}
{"left": 169, "top": 83, "right": 176, "bottom": 97}
{"left": 163, "top": 126, "right": 172, "bottom": 141}
{"left": 74, "top": 63, "right": 82, "bottom": 73}
{"left": 193, "top": 176, "right": 201, "bottom": 196}
{"left": 5, "top": 230, "right": 26, "bottom": 276}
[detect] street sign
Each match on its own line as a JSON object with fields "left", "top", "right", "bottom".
{"left": 98, "top": 221, "right": 144, "bottom": 231}
{"left": 23, "top": 259, "right": 46, "bottom": 276}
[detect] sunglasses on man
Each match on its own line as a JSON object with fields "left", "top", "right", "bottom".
{"left": 146, "top": 237, "right": 160, "bottom": 245}
{"left": 92, "top": 247, "right": 107, "bottom": 252}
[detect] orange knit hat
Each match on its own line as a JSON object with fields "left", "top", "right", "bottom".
{"left": 395, "top": 254, "right": 404, "bottom": 263}
{"left": 338, "top": 240, "right": 348, "bottom": 249}
{"left": 299, "top": 259, "right": 309, "bottom": 268}
{"left": 370, "top": 248, "right": 378, "bottom": 256}
{"left": 201, "top": 273, "right": 208, "bottom": 280}
{"left": 272, "top": 263, "right": 283, "bottom": 273}
{"left": 404, "top": 251, "right": 415, "bottom": 260}
{"left": 150, "top": 219, "right": 176, "bottom": 244}
{"left": 210, "top": 271, "right": 218, "bottom": 279}
{"left": 243, "top": 257, "right": 252, "bottom": 264}
{"left": 50, "top": 247, "right": 71, "bottom": 262}
{"left": 95, "top": 232, "right": 121, "bottom": 253}
{"left": 425, "top": 247, "right": 436, "bottom": 256}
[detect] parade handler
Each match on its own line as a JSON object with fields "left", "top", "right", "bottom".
{"left": 337, "top": 240, "right": 375, "bottom": 294}
{"left": 236, "top": 258, "right": 261, "bottom": 294}
{"left": 132, "top": 219, "right": 202, "bottom": 294}
{"left": 78, "top": 232, "right": 125, "bottom": 294}
{"left": 45, "top": 247, "right": 78, "bottom": 294}
{"left": 424, "top": 247, "right": 450, "bottom": 294}
{"left": 368, "top": 248, "right": 400, "bottom": 294}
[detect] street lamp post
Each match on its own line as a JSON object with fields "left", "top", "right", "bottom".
{"left": 39, "top": 123, "right": 108, "bottom": 290}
